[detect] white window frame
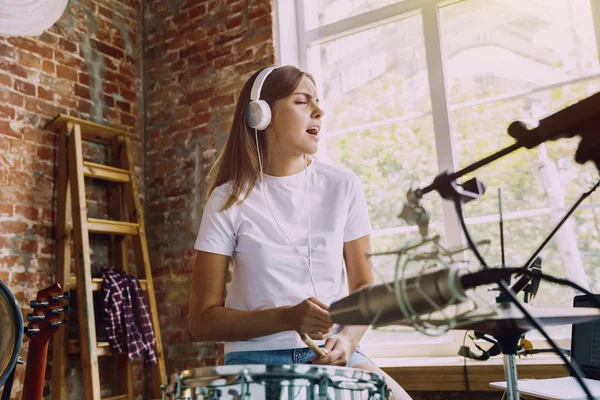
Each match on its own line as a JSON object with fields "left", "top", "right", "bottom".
{"left": 274, "top": 0, "right": 600, "bottom": 358}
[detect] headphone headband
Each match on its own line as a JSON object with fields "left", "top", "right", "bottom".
{"left": 250, "top": 66, "right": 278, "bottom": 101}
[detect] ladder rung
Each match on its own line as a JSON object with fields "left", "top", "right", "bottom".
{"left": 69, "top": 339, "right": 113, "bottom": 356}
{"left": 45, "top": 113, "right": 137, "bottom": 144}
{"left": 87, "top": 218, "right": 139, "bottom": 235}
{"left": 83, "top": 161, "right": 130, "bottom": 183}
{"left": 102, "top": 395, "right": 128, "bottom": 400}
{"left": 68, "top": 276, "right": 148, "bottom": 291}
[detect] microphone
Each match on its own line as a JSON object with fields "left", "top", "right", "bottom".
{"left": 507, "top": 91, "right": 600, "bottom": 166}
{"left": 329, "top": 267, "right": 515, "bottom": 326}
{"left": 399, "top": 186, "right": 429, "bottom": 237}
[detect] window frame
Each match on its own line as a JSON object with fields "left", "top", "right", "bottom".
{"left": 274, "top": 0, "right": 600, "bottom": 358}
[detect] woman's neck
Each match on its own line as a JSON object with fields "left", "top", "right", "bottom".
{"left": 264, "top": 154, "right": 310, "bottom": 177}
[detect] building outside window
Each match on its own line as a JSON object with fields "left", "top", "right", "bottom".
{"left": 275, "top": 0, "right": 600, "bottom": 357}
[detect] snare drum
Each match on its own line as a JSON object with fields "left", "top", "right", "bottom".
{"left": 162, "top": 364, "right": 390, "bottom": 400}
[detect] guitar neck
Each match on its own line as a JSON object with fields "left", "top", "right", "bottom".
{"left": 22, "top": 339, "right": 50, "bottom": 400}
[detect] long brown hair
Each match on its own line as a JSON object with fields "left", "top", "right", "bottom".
{"left": 205, "top": 65, "right": 315, "bottom": 210}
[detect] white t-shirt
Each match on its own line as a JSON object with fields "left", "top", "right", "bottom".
{"left": 194, "top": 159, "right": 372, "bottom": 353}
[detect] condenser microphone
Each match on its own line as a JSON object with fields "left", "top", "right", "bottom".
{"left": 329, "top": 267, "right": 515, "bottom": 326}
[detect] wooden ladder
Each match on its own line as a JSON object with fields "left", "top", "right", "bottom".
{"left": 46, "top": 114, "right": 166, "bottom": 400}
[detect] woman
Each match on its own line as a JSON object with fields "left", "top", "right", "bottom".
{"left": 189, "top": 65, "right": 411, "bottom": 400}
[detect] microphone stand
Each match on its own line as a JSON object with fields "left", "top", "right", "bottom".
{"left": 408, "top": 138, "right": 600, "bottom": 400}
{"left": 510, "top": 178, "right": 600, "bottom": 294}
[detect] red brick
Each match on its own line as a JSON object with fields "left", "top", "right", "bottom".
{"left": 14, "top": 80, "right": 35, "bottom": 96}
{"left": 37, "top": 86, "right": 53, "bottom": 102}
{"left": 0, "top": 59, "right": 28, "bottom": 79}
{"left": 0, "top": 42, "right": 15, "bottom": 59}
{"left": 74, "top": 84, "right": 90, "bottom": 100}
{"left": 17, "top": 51, "right": 42, "bottom": 70}
{"left": 104, "top": 94, "right": 115, "bottom": 107}
{"left": 57, "top": 65, "right": 78, "bottom": 82}
{"left": 40, "top": 242, "right": 53, "bottom": 255}
{"left": 0, "top": 104, "right": 15, "bottom": 119}
{"left": 78, "top": 72, "right": 89, "bottom": 85}
{"left": 209, "top": 94, "right": 234, "bottom": 107}
{"left": 249, "top": 4, "right": 271, "bottom": 20}
{"left": 36, "top": 146, "right": 54, "bottom": 161}
{"left": 189, "top": 112, "right": 210, "bottom": 126}
{"left": 6, "top": 37, "right": 53, "bottom": 59}
{"left": 0, "top": 256, "right": 22, "bottom": 269}
{"left": 39, "top": 32, "right": 59, "bottom": 46}
{"left": 0, "top": 120, "right": 20, "bottom": 139}
{"left": 0, "top": 72, "right": 11, "bottom": 87}
{"left": 1, "top": 90, "right": 24, "bottom": 108}
{"left": 13, "top": 238, "right": 37, "bottom": 254}
{"left": 189, "top": 4, "right": 207, "bottom": 20}
{"left": 98, "top": 5, "right": 112, "bottom": 19}
{"left": 226, "top": 14, "right": 244, "bottom": 30}
{"left": 11, "top": 272, "right": 38, "bottom": 286}
{"left": 58, "top": 38, "right": 77, "bottom": 53}
{"left": 0, "top": 203, "right": 13, "bottom": 217}
{"left": 105, "top": 82, "right": 118, "bottom": 95}
{"left": 78, "top": 99, "right": 91, "bottom": 114}
{"left": 41, "top": 60, "right": 55, "bottom": 75}
{"left": 24, "top": 98, "right": 56, "bottom": 117}
{"left": 91, "top": 39, "right": 124, "bottom": 60}
{"left": 0, "top": 221, "right": 28, "bottom": 234}
{"left": 116, "top": 101, "right": 131, "bottom": 113}
{"left": 54, "top": 51, "right": 85, "bottom": 70}
{"left": 15, "top": 205, "right": 39, "bottom": 221}
{"left": 120, "top": 112, "right": 135, "bottom": 127}
{"left": 105, "top": 70, "right": 131, "bottom": 88}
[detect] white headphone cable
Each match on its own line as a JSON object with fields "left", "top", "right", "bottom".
{"left": 254, "top": 128, "right": 318, "bottom": 298}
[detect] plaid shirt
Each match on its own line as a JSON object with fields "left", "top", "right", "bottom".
{"left": 100, "top": 267, "right": 157, "bottom": 365}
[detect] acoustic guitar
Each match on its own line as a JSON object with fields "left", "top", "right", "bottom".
{"left": 22, "top": 284, "right": 69, "bottom": 400}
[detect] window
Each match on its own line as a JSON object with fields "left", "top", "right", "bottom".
{"left": 276, "top": 0, "right": 600, "bottom": 357}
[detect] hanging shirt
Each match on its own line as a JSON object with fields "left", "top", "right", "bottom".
{"left": 100, "top": 267, "right": 157, "bottom": 365}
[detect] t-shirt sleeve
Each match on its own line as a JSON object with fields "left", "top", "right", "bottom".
{"left": 343, "top": 173, "right": 372, "bottom": 242}
{"left": 194, "top": 188, "right": 236, "bottom": 256}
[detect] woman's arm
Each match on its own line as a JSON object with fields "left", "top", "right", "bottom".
{"left": 188, "top": 250, "right": 333, "bottom": 342}
{"left": 337, "top": 234, "right": 374, "bottom": 346}
{"left": 312, "top": 234, "right": 374, "bottom": 365}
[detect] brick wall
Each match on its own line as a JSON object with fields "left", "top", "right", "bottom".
{"left": 0, "top": 0, "right": 143, "bottom": 398}
{"left": 143, "top": 0, "right": 275, "bottom": 375}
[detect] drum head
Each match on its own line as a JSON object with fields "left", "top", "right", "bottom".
{"left": 0, "top": 280, "right": 23, "bottom": 388}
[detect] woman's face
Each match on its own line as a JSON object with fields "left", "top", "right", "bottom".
{"left": 266, "top": 75, "right": 325, "bottom": 157}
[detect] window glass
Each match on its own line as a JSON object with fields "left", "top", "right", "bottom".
{"left": 304, "top": 0, "right": 405, "bottom": 29}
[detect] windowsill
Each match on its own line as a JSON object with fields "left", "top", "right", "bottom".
{"left": 374, "top": 354, "right": 569, "bottom": 391}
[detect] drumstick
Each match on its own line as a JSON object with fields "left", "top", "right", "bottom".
{"left": 300, "top": 333, "right": 327, "bottom": 358}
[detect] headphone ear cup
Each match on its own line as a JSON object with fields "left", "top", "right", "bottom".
{"left": 247, "top": 99, "right": 272, "bottom": 131}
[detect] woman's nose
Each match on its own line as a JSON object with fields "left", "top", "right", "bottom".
{"left": 312, "top": 103, "right": 324, "bottom": 118}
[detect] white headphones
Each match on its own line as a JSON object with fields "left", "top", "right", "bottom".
{"left": 246, "top": 66, "right": 278, "bottom": 131}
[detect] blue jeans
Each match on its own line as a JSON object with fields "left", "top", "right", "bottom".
{"left": 224, "top": 346, "right": 373, "bottom": 367}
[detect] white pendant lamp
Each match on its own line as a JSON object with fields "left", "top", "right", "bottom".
{"left": 0, "top": 0, "right": 69, "bottom": 36}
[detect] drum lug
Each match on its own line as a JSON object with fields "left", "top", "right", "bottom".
{"left": 318, "top": 377, "right": 330, "bottom": 400}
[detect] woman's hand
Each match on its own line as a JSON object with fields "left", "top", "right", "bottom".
{"left": 310, "top": 334, "right": 357, "bottom": 366}
{"left": 288, "top": 297, "right": 333, "bottom": 340}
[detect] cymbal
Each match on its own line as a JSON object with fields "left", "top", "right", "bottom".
{"left": 391, "top": 301, "right": 600, "bottom": 338}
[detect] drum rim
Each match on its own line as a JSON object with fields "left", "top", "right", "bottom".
{"left": 167, "top": 364, "right": 386, "bottom": 393}
{"left": 171, "top": 364, "right": 381, "bottom": 379}
{"left": 0, "top": 279, "right": 24, "bottom": 389}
